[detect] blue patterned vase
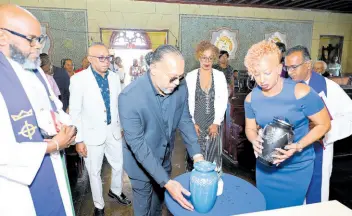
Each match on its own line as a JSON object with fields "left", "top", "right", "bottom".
{"left": 190, "top": 161, "right": 218, "bottom": 213}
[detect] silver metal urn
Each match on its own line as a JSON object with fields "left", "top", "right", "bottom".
{"left": 258, "top": 117, "right": 294, "bottom": 166}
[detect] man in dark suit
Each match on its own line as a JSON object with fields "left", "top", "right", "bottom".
{"left": 118, "top": 45, "right": 204, "bottom": 216}
{"left": 53, "top": 64, "right": 70, "bottom": 111}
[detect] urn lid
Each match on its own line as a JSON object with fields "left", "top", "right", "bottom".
{"left": 194, "top": 161, "right": 216, "bottom": 173}
{"left": 273, "top": 116, "right": 293, "bottom": 129}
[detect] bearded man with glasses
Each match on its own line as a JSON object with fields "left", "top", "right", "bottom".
{"left": 285, "top": 45, "right": 352, "bottom": 204}
{"left": 0, "top": 4, "right": 77, "bottom": 216}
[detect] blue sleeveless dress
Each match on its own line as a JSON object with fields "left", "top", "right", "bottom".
{"left": 244, "top": 79, "right": 325, "bottom": 210}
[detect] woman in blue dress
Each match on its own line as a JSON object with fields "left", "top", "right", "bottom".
{"left": 243, "top": 41, "right": 331, "bottom": 210}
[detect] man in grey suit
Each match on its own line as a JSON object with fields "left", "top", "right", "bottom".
{"left": 118, "top": 45, "right": 204, "bottom": 216}
{"left": 53, "top": 64, "right": 70, "bottom": 111}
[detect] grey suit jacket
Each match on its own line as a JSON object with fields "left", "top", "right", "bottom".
{"left": 53, "top": 66, "right": 70, "bottom": 111}
{"left": 118, "top": 73, "right": 200, "bottom": 187}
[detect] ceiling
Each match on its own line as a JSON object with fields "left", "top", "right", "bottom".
{"left": 141, "top": 0, "right": 352, "bottom": 13}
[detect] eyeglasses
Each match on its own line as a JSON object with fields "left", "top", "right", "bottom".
{"left": 284, "top": 61, "right": 306, "bottom": 72}
{"left": 1, "top": 28, "right": 47, "bottom": 47}
{"left": 200, "top": 56, "right": 214, "bottom": 62}
{"left": 89, "top": 55, "right": 113, "bottom": 62}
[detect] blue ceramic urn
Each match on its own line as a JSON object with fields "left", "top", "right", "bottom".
{"left": 190, "top": 161, "right": 218, "bottom": 213}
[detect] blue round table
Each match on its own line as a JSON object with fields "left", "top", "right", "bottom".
{"left": 165, "top": 173, "right": 266, "bottom": 216}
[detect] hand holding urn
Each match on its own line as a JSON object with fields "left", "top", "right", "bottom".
{"left": 257, "top": 117, "right": 294, "bottom": 166}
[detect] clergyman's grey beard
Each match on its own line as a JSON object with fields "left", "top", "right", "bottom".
{"left": 9, "top": 44, "right": 40, "bottom": 70}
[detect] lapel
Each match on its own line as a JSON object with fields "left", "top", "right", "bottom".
{"left": 142, "top": 74, "right": 169, "bottom": 141}
{"left": 108, "top": 71, "right": 118, "bottom": 121}
{"left": 167, "top": 90, "right": 177, "bottom": 137}
{"left": 108, "top": 71, "right": 115, "bottom": 102}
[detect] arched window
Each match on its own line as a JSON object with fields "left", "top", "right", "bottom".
{"left": 109, "top": 30, "right": 151, "bottom": 49}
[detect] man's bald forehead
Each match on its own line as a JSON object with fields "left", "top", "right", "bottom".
{"left": 314, "top": 62, "right": 323, "bottom": 67}
{"left": 0, "top": 4, "right": 41, "bottom": 38}
{"left": 88, "top": 44, "right": 108, "bottom": 55}
{"left": 0, "top": 4, "right": 38, "bottom": 26}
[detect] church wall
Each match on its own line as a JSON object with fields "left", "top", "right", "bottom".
{"left": 1, "top": 0, "right": 351, "bottom": 73}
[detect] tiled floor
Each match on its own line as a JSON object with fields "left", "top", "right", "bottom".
{"left": 71, "top": 133, "right": 255, "bottom": 216}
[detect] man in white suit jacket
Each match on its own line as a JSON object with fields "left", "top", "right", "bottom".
{"left": 70, "top": 43, "right": 131, "bottom": 216}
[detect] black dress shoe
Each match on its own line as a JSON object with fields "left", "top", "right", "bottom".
{"left": 108, "top": 190, "right": 132, "bottom": 206}
{"left": 94, "top": 207, "right": 104, "bottom": 216}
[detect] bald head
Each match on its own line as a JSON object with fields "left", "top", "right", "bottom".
{"left": 87, "top": 43, "right": 111, "bottom": 74}
{"left": 0, "top": 4, "right": 42, "bottom": 69}
{"left": 88, "top": 44, "right": 108, "bottom": 56}
{"left": 314, "top": 61, "right": 327, "bottom": 74}
{"left": 0, "top": 4, "right": 39, "bottom": 31}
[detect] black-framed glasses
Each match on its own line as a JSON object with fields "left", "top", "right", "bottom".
{"left": 0, "top": 28, "right": 47, "bottom": 47}
{"left": 284, "top": 61, "right": 307, "bottom": 72}
{"left": 89, "top": 55, "right": 113, "bottom": 62}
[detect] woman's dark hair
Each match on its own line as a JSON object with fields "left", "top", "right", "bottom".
{"left": 145, "top": 45, "right": 182, "bottom": 66}
{"left": 275, "top": 42, "right": 286, "bottom": 63}
{"left": 275, "top": 42, "right": 286, "bottom": 54}
{"left": 219, "top": 50, "right": 229, "bottom": 58}
{"left": 40, "top": 53, "right": 50, "bottom": 67}
{"left": 61, "top": 58, "right": 72, "bottom": 68}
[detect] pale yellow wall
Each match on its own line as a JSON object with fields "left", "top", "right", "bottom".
{"left": 319, "top": 37, "right": 342, "bottom": 49}
{"left": 1, "top": 0, "right": 352, "bottom": 72}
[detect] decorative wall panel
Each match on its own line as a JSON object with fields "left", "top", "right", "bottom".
{"left": 27, "top": 7, "right": 88, "bottom": 69}
{"left": 180, "top": 15, "right": 313, "bottom": 72}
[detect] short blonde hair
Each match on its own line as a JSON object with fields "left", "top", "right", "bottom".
{"left": 244, "top": 41, "right": 281, "bottom": 75}
{"left": 195, "top": 40, "right": 220, "bottom": 60}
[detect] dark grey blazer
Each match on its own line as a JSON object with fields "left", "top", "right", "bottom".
{"left": 118, "top": 73, "right": 200, "bottom": 186}
{"left": 53, "top": 66, "right": 70, "bottom": 111}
